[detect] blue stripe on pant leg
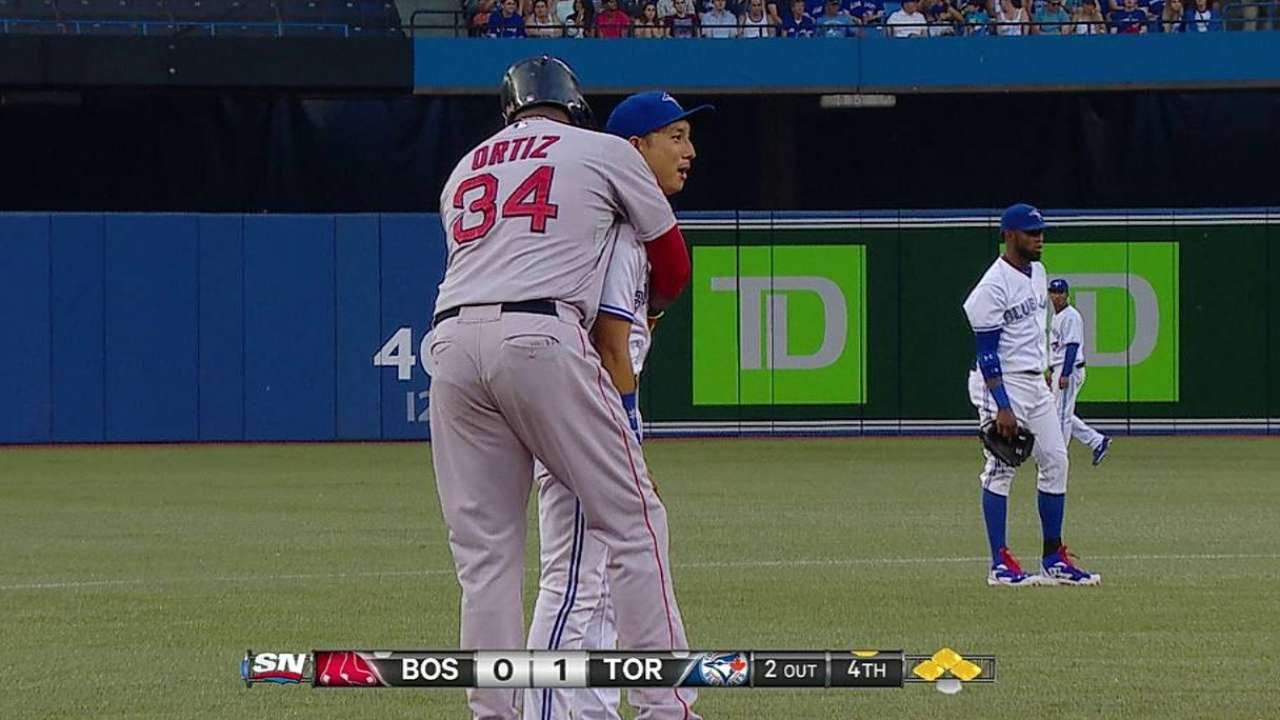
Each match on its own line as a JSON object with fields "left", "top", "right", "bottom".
{"left": 544, "top": 500, "right": 585, "bottom": 720}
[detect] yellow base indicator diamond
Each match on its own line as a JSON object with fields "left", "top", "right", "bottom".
{"left": 912, "top": 660, "right": 944, "bottom": 682}
{"left": 951, "top": 660, "right": 983, "bottom": 682}
{"left": 931, "top": 648, "right": 963, "bottom": 671}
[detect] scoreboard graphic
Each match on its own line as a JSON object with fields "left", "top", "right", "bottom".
{"left": 242, "top": 648, "right": 996, "bottom": 693}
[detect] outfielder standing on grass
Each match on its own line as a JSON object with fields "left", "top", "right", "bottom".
{"left": 963, "top": 204, "right": 1100, "bottom": 588}
{"left": 525, "top": 90, "right": 710, "bottom": 720}
{"left": 430, "top": 57, "right": 701, "bottom": 720}
{"left": 1048, "top": 278, "right": 1112, "bottom": 466}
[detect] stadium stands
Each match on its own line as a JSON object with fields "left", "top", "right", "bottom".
{"left": 0, "top": 0, "right": 405, "bottom": 35}
{"left": 0, "top": 0, "right": 1273, "bottom": 36}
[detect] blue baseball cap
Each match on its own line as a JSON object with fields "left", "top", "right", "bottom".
{"left": 1049, "top": 278, "right": 1069, "bottom": 294}
{"left": 1000, "top": 203, "right": 1047, "bottom": 233}
{"left": 605, "top": 91, "right": 713, "bottom": 139}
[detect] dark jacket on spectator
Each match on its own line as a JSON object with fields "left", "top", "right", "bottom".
{"left": 664, "top": 9, "right": 702, "bottom": 35}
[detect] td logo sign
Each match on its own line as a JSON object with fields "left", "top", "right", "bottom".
{"left": 692, "top": 245, "right": 866, "bottom": 406}
{"left": 1040, "top": 241, "right": 1179, "bottom": 402}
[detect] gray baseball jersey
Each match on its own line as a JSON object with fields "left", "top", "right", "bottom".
{"left": 435, "top": 117, "right": 676, "bottom": 324}
{"left": 429, "top": 116, "right": 699, "bottom": 720}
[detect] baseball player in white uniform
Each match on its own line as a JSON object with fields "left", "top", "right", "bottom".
{"left": 963, "top": 203, "right": 1099, "bottom": 588}
{"left": 524, "top": 91, "right": 710, "bottom": 720}
{"left": 429, "top": 57, "right": 701, "bottom": 720}
{"left": 1048, "top": 278, "right": 1112, "bottom": 466}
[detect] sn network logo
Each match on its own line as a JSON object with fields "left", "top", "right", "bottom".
{"left": 242, "top": 651, "right": 309, "bottom": 685}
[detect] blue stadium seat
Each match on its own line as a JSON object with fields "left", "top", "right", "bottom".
{"left": 277, "top": 0, "right": 323, "bottom": 21}
{"left": 237, "top": 0, "right": 276, "bottom": 20}
{"left": 279, "top": 21, "right": 344, "bottom": 34}
{"left": 214, "top": 20, "right": 276, "bottom": 33}
{"left": 133, "top": 0, "right": 172, "bottom": 20}
{"left": 331, "top": 0, "right": 360, "bottom": 26}
{"left": 60, "top": 0, "right": 101, "bottom": 19}
{"left": 96, "top": 0, "right": 138, "bottom": 19}
{"left": 17, "top": 0, "right": 60, "bottom": 19}
{"left": 360, "top": 0, "right": 400, "bottom": 33}
{"left": 161, "top": 20, "right": 214, "bottom": 32}
{"left": 8, "top": 19, "right": 70, "bottom": 32}
{"left": 170, "top": 0, "right": 232, "bottom": 20}
{"left": 80, "top": 18, "right": 145, "bottom": 32}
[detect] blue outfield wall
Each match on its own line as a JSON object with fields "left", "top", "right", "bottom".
{"left": 2, "top": 210, "right": 1278, "bottom": 444}
{"left": 0, "top": 213, "right": 445, "bottom": 444}
{"left": 414, "top": 33, "right": 1280, "bottom": 94}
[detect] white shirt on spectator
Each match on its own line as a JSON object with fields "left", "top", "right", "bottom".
{"left": 656, "top": 0, "right": 678, "bottom": 16}
{"left": 887, "top": 8, "right": 927, "bottom": 36}
{"left": 740, "top": 9, "right": 773, "bottom": 35}
{"left": 1191, "top": 8, "right": 1211, "bottom": 31}
{"left": 701, "top": 8, "right": 738, "bottom": 35}
{"left": 996, "top": 4, "right": 1027, "bottom": 34}
{"left": 556, "top": 0, "right": 575, "bottom": 21}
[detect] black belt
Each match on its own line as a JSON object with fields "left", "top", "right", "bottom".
{"left": 433, "top": 299, "right": 558, "bottom": 327}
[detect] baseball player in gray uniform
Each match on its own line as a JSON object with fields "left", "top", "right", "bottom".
{"left": 429, "top": 57, "right": 700, "bottom": 720}
{"left": 1048, "top": 278, "right": 1112, "bottom": 466}
{"left": 963, "top": 204, "right": 1100, "bottom": 588}
{"left": 524, "top": 91, "right": 710, "bottom": 720}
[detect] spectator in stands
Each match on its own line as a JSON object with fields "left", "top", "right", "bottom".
{"left": 1065, "top": 0, "right": 1107, "bottom": 30}
{"left": 564, "top": 0, "right": 596, "bottom": 35}
{"left": 596, "top": 0, "right": 633, "bottom": 35}
{"left": 1033, "top": 0, "right": 1070, "bottom": 31}
{"left": 488, "top": 0, "right": 528, "bottom": 36}
{"left": 471, "top": 0, "right": 496, "bottom": 35}
{"left": 702, "top": 0, "right": 739, "bottom": 35}
{"left": 740, "top": 0, "right": 779, "bottom": 33}
{"left": 887, "top": 0, "right": 929, "bottom": 34}
{"left": 526, "top": 0, "right": 564, "bottom": 34}
{"left": 782, "top": 0, "right": 819, "bottom": 32}
{"left": 657, "top": 0, "right": 678, "bottom": 15}
{"left": 1145, "top": 0, "right": 1165, "bottom": 29}
{"left": 926, "top": 0, "right": 966, "bottom": 33}
{"left": 1111, "top": 0, "right": 1148, "bottom": 30}
{"left": 995, "top": 0, "right": 1029, "bottom": 33}
{"left": 963, "top": 0, "right": 993, "bottom": 32}
{"left": 634, "top": 1, "right": 668, "bottom": 33}
{"left": 1184, "top": 0, "right": 1222, "bottom": 29}
{"left": 556, "top": 0, "right": 576, "bottom": 21}
{"left": 1238, "top": 0, "right": 1271, "bottom": 31}
{"left": 664, "top": 0, "right": 703, "bottom": 32}
{"left": 1158, "top": 0, "right": 1185, "bottom": 28}
{"left": 848, "top": 0, "right": 886, "bottom": 25}
{"left": 816, "top": 0, "right": 857, "bottom": 33}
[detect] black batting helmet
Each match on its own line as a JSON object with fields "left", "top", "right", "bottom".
{"left": 499, "top": 56, "right": 593, "bottom": 128}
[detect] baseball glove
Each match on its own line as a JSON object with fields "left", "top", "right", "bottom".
{"left": 979, "top": 423, "right": 1036, "bottom": 467}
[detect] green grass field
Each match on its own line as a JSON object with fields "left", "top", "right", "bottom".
{"left": 3, "top": 437, "right": 1278, "bottom": 719}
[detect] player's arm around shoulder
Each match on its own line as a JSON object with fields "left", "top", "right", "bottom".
{"left": 595, "top": 134, "right": 690, "bottom": 310}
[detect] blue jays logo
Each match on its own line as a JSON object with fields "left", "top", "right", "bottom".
{"left": 694, "top": 652, "right": 750, "bottom": 686}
